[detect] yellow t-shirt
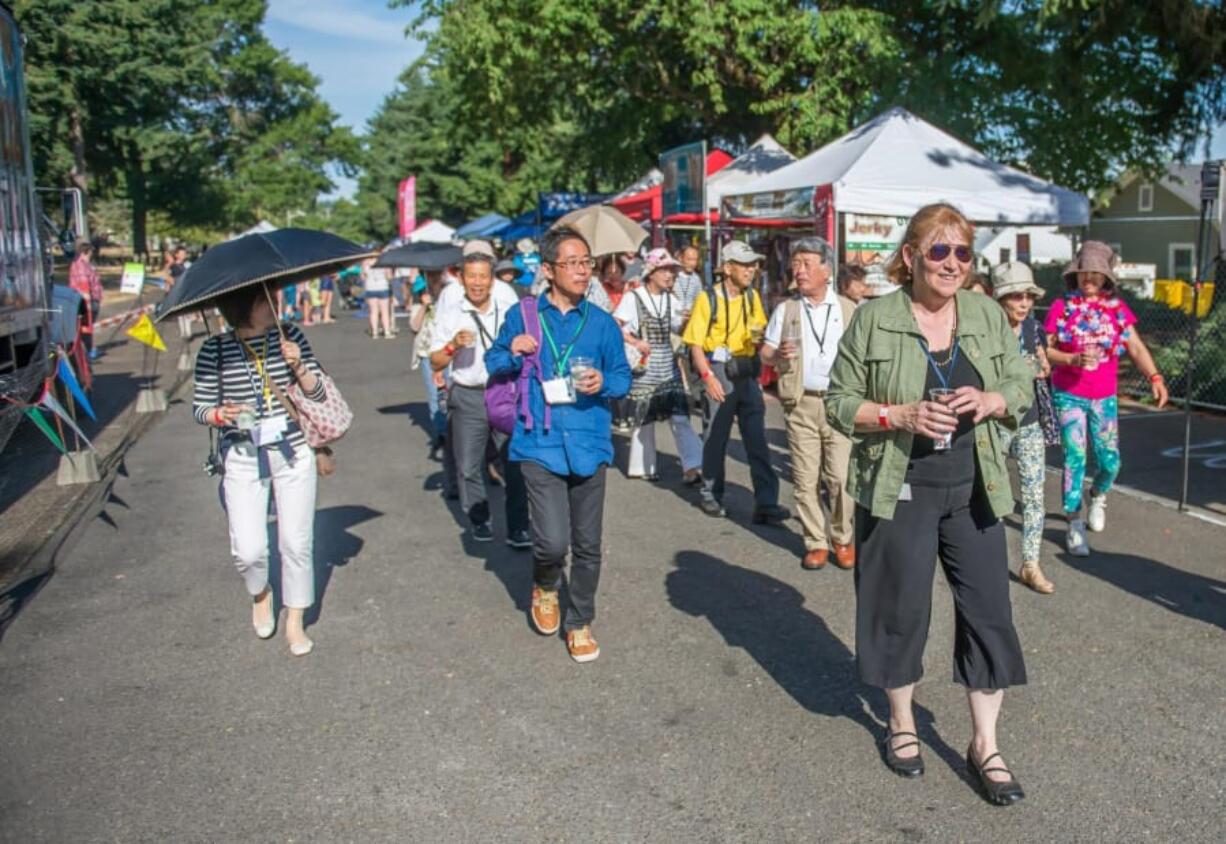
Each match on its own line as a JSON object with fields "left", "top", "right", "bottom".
{"left": 681, "top": 285, "right": 767, "bottom": 357}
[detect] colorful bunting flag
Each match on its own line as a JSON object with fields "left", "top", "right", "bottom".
{"left": 42, "top": 392, "right": 95, "bottom": 452}
{"left": 57, "top": 353, "right": 96, "bottom": 421}
{"left": 127, "top": 313, "right": 167, "bottom": 351}
{"left": 23, "top": 407, "right": 65, "bottom": 453}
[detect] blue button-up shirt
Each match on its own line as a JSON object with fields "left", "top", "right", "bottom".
{"left": 486, "top": 293, "right": 632, "bottom": 478}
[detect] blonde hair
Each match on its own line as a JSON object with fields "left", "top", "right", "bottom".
{"left": 884, "top": 203, "right": 975, "bottom": 286}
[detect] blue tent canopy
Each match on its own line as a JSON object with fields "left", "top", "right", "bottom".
{"left": 499, "top": 211, "right": 539, "bottom": 242}
{"left": 455, "top": 212, "right": 511, "bottom": 239}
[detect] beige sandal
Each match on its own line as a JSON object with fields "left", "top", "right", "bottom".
{"left": 1019, "top": 562, "right": 1054, "bottom": 594}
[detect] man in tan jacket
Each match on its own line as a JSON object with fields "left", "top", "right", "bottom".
{"left": 761, "top": 238, "right": 857, "bottom": 570}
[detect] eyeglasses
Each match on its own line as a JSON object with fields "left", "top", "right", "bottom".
{"left": 551, "top": 258, "right": 596, "bottom": 272}
{"left": 926, "top": 243, "right": 974, "bottom": 263}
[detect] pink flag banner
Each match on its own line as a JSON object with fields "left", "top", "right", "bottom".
{"left": 398, "top": 177, "right": 417, "bottom": 238}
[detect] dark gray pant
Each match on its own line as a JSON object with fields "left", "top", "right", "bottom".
{"left": 521, "top": 461, "right": 607, "bottom": 631}
{"left": 853, "top": 480, "right": 1027, "bottom": 690}
{"left": 700, "top": 365, "right": 778, "bottom": 508}
{"left": 448, "top": 384, "right": 528, "bottom": 531}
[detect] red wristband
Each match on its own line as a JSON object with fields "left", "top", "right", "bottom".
{"left": 700, "top": 370, "right": 715, "bottom": 381}
{"left": 878, "top": 405, "right": 891, "bottom": 429}
{"left": 213, "top": 407, "right": 224, "bottom": 426}
{"left": 443, "top": 343, "right": 456, "bottom": 356}
{"left": 1149, "top": 373, "right": 1164, "bottom": 383}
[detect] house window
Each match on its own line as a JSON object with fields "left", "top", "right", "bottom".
{"left": 999, "top": 247, "right": 1010, "bottom": 264}
{"left": 1138, "top": 183, "right": 1154, "bottom": 212}
{"left": 1016, "top": 234, "right": 1031, "bottom": 264}
{"left": 1169, "top": 243, "right": 1195, "bottom": 281}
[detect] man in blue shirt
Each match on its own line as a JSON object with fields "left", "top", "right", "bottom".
{"left": 486, "top": 226, "right": 632, "bottom": 663}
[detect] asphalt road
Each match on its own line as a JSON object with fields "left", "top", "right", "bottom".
{"left": 1, "top": 313, "right": 1224, "bottom": 842}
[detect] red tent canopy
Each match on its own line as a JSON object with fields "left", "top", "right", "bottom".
{"left": 611, "top": 149, "right": 734, "bottom": 224}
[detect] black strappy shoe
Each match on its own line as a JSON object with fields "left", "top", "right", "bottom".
{"left": 882, "top": 730, "right": 924, "bottom": 778}
{"left": 966, "top": 745, "right": 1025, "bottom": 806}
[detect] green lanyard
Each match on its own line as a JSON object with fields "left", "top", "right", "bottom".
{"left": 539, "top": 302, "right": 591, "bottom": 377}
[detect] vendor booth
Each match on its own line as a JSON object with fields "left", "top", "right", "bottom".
{"left": 721, "top": 107, "right": 1090, "bottom": 301}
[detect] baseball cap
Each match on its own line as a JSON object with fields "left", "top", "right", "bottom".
{"left": 462, "top": 240, "right": 496, "bottom": 259}
{"left": 721, "top": 240, "right": 765, "bottom": 265}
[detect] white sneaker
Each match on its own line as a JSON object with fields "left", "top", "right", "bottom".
{"left": 1087, "top": 493, "right": 1107, "bottom": 533}
{"left": 1066, "top": 518, "right": 1090, "bottom": 557}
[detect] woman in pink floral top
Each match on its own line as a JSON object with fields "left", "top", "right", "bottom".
{"left": 1043, "top": 241, "right": 1168, "bottom": 557}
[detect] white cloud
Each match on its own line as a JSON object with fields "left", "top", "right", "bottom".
{"left": 266, "top": 0, "right": 415, "bottom": 47}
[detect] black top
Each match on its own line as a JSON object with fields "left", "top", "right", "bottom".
{"left": 906, "top": 341, "right": 983, "bottom": 487}
{"left": 1017, "top": 316, "right": 1045, "bottom": 427}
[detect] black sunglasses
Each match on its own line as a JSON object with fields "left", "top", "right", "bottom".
{"left": 926, "top": 243, "right": 974, "bottom": 263}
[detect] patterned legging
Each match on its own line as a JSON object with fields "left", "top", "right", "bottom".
{"left": 1053, "top": 391, "right": 1121, "bottom": 514}
{"left": 1005, "top": 421, "right": 1047, "bottom": 563}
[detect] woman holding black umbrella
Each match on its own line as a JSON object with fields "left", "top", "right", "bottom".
{"left": 193, "top": 286, "right": 325, "bottom": 656}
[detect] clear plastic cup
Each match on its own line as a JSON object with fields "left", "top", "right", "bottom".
{"left": 1081, "top": 344, "right": 1101, "bottom": 372}
{"left": 569, "top": 356, "right": 594, "bottom": 382}
{"left": 928, "top": 388, "right": 956, "bottom": 451}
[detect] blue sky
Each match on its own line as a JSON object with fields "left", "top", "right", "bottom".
{"left": 264, "top": 1, "right": 1224, "bottom": 200}
{"left": 264, "top": 0, "right": 423, "bottom": 197}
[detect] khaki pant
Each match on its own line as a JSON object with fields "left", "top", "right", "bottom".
{"left": 783, "top": 393, "right": 854, "bottom": 550}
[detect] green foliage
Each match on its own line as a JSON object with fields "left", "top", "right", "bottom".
{"left": 16, "top": 0, "right": 357, "bottom": 252}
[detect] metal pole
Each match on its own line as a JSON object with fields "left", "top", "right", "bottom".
{"left": 1179, "top": 161, "right": 1221, "bottom": 510}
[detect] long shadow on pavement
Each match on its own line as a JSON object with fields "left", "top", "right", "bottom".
{"left": 666, "top": 550, "right": 965, "bottom": 778}
{"left": 1043, "top": 527, "right": 1226, "bottom": 632}
{"left": 0, "top": 569, "right": 53, "bottom": 645}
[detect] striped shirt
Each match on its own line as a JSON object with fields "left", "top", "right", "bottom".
{"left": 192, "top": 323, "right": 325, "bottom": 448}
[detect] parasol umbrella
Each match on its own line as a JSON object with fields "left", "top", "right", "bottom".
{"left": 553, "top": 204, "right": 647, "bottom": 257}
{"left": 155, "top": 228, "right": 375, "bottom": 322}
{"left": 374, "top": 241, "right": 463, "bottom": 271}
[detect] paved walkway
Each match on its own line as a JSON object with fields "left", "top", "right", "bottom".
{"left": 1, "top": 315, "right": 1223, "bottom": 842}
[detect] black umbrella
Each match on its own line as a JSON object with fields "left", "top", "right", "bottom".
{"left": 155, "top": 228, "right": 374, "bottom": 322}
{"left": 374, "top": 241, "right": 462, "bottom": 271}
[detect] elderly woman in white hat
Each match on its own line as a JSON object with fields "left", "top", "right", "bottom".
{"left": 613, "top": 247, "right": 703, "bottom": 483}
{"left": 991, "top": 262, "right": 1056, "bottom": 593}
{"left": 1042, "top": 242, "right": 1168, "bottom": 557}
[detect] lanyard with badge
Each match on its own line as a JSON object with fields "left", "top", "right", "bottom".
{"left": 238, "top": 334, "right": 289, "bottom": 447}
{"left": 803, "top": 300, "right": 834, "bottom": 356}
{"left": 469, "top": 303, "right": 499, "bottom": 351}
{"left": 712, "top": 284, "right": 749, "bottom": 362}
{"left": 539, "top": 302, "right": 590, "bottom": 404}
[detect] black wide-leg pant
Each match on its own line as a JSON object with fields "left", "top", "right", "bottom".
{"left": 853, "top": 480, "right": 1027, "bottom": 691}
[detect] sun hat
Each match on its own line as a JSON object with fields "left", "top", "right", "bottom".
{"left": 721, "top": 240, "right": 765, "bottom": 265}
{"left": 991, "top": 261, "right": 1045, "bottom": 300}
{"left": 1062, "top": 240, "right": 1117, "bottom": 285}
{"left": 493, "top": 257, "right": 518, "bottom": 278}
{"left": 516, "top": 238, "right": 537, "bottom": 255}
{"left": 462, "top": 239, "right": 496, "bottom": 259}
{"left": 642, "top": 247, "right": 682, "bottom": 275}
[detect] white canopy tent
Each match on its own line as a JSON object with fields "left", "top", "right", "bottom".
{"left": 705, "top": 134, "right": 795, "bottom": 213}
{"left": 408, "top": 219, "right": 457, "bottom": 243}
{"left": 725, "top": 108, "right": 1089, "bottom": 226}
{"left": 230, "top": 220, "right": 277, "bottom": 240}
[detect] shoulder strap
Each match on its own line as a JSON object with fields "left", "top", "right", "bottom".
{"left": 705, "top": 288, "right": 718, "bottom": 338}
{"left": 835, "top": 293, "right": 856, "bottom": 327}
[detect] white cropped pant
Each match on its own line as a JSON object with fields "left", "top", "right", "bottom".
{"left": 222, "top": 442, "right": 317, "bottom": 609}
{"left": 628, "top": 413, "right": 703, "bottom": 477}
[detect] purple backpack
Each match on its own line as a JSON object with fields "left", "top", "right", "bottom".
{"left": 485, "top": 296, "right": 549, "bottom": 434}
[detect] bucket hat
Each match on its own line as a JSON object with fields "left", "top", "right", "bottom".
{"left": 642, "top": 247, "right": 681, "bottom": 275}
{"left": 462, "top": 239, "right": 496, "bottom": 259}
{"left": 991, "top": 261, "right": 1044, "bottom": 300}
{"left": 1063, "top": 241, "right": 1116, "bottom": 285}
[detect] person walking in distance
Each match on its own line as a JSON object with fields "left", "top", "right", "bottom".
{"left": 363, "top": 257, "right": 394, "bottom": 339}
{"left": 614, "top": 248, "right": 703, "bottom": 484}
{"left": 673, "top": 244, "right": 705, "bottom": 314}
{"left": 68, "top": 240, "right": 103, "bottom": 359}
{"left": 1043, "top": 241, "right": 1168, "bottom": 556}
{"left": 485, "top": 226, "right": 631, "bottom": 663}
{"left": 760, "top": 237, "right": 857, "bottom": 571}
{"left": 837, "top": 263, "right": 870, "bottom": 306}
{"left": 681, "top": 240, "right": 789, "bottom": 524}
{"left": 430, "top": 250, "right": 531, "bottom": 547}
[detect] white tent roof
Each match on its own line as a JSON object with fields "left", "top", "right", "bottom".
{"left": 613, "top": 168, "right": 664, "bottom": 200}
{"left": 730, "top": 108, "right": 1089, "bottom": 226}
{"left": 705, "top": 134, "right": 795, "bottom": 211}
{"left": 232, "top": 220, "right": 277, "bottom": 240}
{"left": 409, "top": 219, "right": 457, "bottom": 243}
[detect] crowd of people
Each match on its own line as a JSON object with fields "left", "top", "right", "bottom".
{"left": 191, "top": 202, "right": 1171, "bottom": 806}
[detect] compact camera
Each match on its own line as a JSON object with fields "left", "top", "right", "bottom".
{"left": 202, "top": 452, "right": 223, "bottom": 477}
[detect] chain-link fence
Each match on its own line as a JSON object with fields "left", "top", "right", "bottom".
{"left": 1033, "top": 259, "right": 1226, "bottom": 411}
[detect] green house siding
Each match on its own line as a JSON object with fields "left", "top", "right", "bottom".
{"left": 1088, "top": 178, "right": 1220, "bottom": 280}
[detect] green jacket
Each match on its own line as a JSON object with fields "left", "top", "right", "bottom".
{"left": 825, "top": 288, "right": 1034, "bottom": 521}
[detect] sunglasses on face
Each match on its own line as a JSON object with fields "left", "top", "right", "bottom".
{"left": 925, "top": 243, "right": 974, "bottom": 263}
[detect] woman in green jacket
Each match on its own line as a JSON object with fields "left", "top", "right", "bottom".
{"left": 825, "top": 203, "right": 1034, "bottom": 806}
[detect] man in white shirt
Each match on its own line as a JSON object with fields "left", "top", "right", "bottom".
{"left": 430, "top": 247, "right": 530, "bottom": 547}
{"left": 673, "top": 244, "right": 704, "bottom": 315}
{"left": 760, "top": 237, "right": 857, "bottom": 572}
{"left": 436, "top": 241, "right": 520, "bottom": 314}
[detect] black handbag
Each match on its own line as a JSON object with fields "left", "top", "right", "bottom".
{"left": 1029, "top": 321, "right": 1061, "bottom": 446}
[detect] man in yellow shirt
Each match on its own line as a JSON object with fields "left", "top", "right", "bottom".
{"left": 683, "top": 241, "right": 789, "bottom": 523}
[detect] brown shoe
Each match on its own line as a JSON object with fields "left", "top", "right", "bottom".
{"left": 802, "top": 549, "right": 828, "bottom": 570}
{"left": 530, "top": 586, "right": 560, "bottom": 635}
{"left": 1019, "top": 562, "right": 1054, "bottom": 594}
{"left": 566, "top": 626, "right": 600, "bottom": 663}
{"left": 833, "top": 544, "right": 856, "bottom": 570}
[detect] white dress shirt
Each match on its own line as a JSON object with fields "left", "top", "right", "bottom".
{"left": 436, "top": 278, "right": 519, "bottom": 315}
{"left": 429, "top": 296, "right": 506, "bottom": 387}
{"left": 764, "top": 285, "right": 845, "bottom": 392}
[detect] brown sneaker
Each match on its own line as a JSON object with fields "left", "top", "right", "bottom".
{"left": 566, "top": 626, "right": 600, "bottom": 663}
{"left": 530, "top": 586, "right": 560, "bottom": 635}
{"left": 1019, "top": 562, "right": 1054, "bottom": 594}
{"left": 833, "top": 544, "right": 856, "bottom": 570}
{"left": 802, "top": 549, "right": 828, "bottom": 570}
